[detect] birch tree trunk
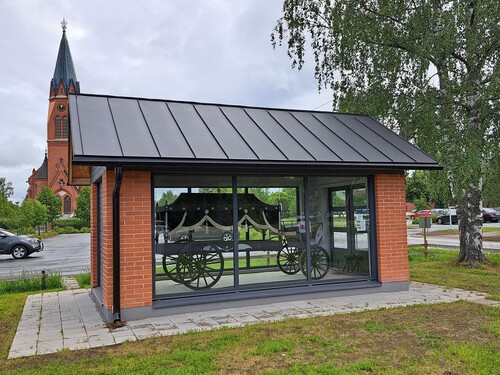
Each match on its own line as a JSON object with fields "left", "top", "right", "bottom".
{"left": 457, "top": 185, "right": 486, "bottom": 264}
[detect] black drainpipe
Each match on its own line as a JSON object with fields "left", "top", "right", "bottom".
{"left": 112, "top": 167, "right": 123, "bottom": 322}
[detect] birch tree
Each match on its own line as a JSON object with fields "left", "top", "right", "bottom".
{"left": 273, "top": 0, "right": 499, "bottom": 265}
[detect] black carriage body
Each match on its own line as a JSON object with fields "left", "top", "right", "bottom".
{"left": 157, "top": 192, "right": 280, "bottom": 230}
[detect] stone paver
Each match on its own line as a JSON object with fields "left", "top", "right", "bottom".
{"left": 8, "top": 282, "right": 499, "bottom": 359}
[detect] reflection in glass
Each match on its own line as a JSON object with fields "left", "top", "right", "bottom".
{"left": 308, "top": 177, "right": 371, "bottom": 280}
{"left": 237, "top": 177, "right": 307, "bottom": 286}
{"left": 153, "top": 175, "right": 373, "bottom": 300}
{"left": 154, "top": 178, "right": 234, "bottom": 296}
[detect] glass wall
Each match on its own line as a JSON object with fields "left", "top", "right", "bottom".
{"left": 153, "top": 175, "right": 374, "bottom": 300}
{"left": 236, "top": 176, "right": 306, "bottom": 287}
{"left": 308, "top": 177, "right": 371, "bottom": 280}
{"left": 154, "top": 176, "right": 234, "bottom": 295}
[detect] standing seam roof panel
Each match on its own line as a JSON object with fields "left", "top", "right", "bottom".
{"left": 68, "top": 93, "right": 441, "bottom": 169}
{"left": 68, "top": 97, "right": 82, "bottom": 155}
{"left": 357, "top": 116, "right": 439, "bottom": 164}
{"left": 168, "top": 102, "right": 227, "bottom": 159}
{"left": 269, "top": 110, "right": 342, "bottom": 162}
{"left": 290, "top": 112, "right": 365, "bottom": 162}
{"left": 245, "top": 108, "right": 312, "bottom": 161}
{"left": 138, "top": 100, "right": 194, "bottom": 159}
{"left": 194, "top": 104, "right": 256, "bottom": 159}
{"left": 108, "top": 98, "right": 159, "bottom": 157}
{"left": 73, "top": 96, "right": 122, "bottom": 156}
{"left": 316, "top": 113, "right": 392, "bottom": 163}
{"left": 220, "top": 106, "right": 286, "bottom": 160}
{"left": 334, "top": 114, "right": 415, "bottom": 163}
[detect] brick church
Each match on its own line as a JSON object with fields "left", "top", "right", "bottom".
{"left": 27, "top": 20, "right": 80, "bottom": 215}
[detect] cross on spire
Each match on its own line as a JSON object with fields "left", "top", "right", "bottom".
{"left": 61, "top": 18, "right": 67, "bottom": 32}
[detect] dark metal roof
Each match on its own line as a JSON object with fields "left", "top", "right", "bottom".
{"left": 52, "top": 30, "right": 79, "bottom": 94}
{"left": 68, "top": 93, "right": 439, "bottom": 170}
{"left": 35, "top": 155, "right": 48, "bottom": 180}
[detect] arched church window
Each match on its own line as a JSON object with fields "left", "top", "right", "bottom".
{"left": 55, "top": 116, "right": 62, "bottom": 139}
{"left": 62, "top": 117, "right": 69, "bottom": 139}
{"left": 63, "top": 196, "right": 71, "bottom": 215}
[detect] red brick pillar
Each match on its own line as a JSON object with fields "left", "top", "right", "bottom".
{"left": 90, "top": 183, "right": 98, "bottom": 287}
{"left": 90, "top": 170, "right": 153, "bottom": 316}
{"left": 374, "top": 173, "right": 409, "bottom": 282}
{"left": 119, "top": 171, "right": 153, "bottom": 309}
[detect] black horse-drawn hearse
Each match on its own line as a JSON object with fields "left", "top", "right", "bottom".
{"left": 155, "top": 192, "right": 329, "bottom": 290}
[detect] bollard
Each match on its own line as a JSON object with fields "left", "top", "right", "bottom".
{"left": 41, "top": 270, "right": 46, "bottom": 290}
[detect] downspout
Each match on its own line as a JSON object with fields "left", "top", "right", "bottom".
{"left": 112, "top": 167, "right": 123, "bottom": 322}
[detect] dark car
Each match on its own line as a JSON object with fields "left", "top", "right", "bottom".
{"left": 436, "top": 211, "right": 458, "bottom": 225}
{"left": 0, "top": 228, "right": 43, "bottom": 259}
{"left": 170, "top": 225, "right": 233, "bottom": 242}
{"left": 482, "top": 208, "right": 500, "bottom": 223}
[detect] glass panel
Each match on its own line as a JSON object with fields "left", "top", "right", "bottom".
{"left": 308, "top": 177, "right": 372, "bottom": 281}
{"left": 154, "top": 177, "right": 234, "bottom": 297}
{"left": 237, "top": 176, "right": 307, "bottom": 286}
{"left": 62, "top": 117, "right": 69, "bottom": 139}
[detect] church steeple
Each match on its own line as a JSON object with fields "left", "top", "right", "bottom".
{"left": 50, "top": 19, "right": 80, "bottom": 97}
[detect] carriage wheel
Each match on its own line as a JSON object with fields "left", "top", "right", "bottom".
{"left": 162, "top": 238, "right": 192, "bottom": 283}
{"left": 176, "top": 242, "right": 224, "bottom": 290}
{"left": 277, "top": 245, "right": 302, "bottom": 274}
{"left": 300, "top": 247, "right": 330, "bottom": 280}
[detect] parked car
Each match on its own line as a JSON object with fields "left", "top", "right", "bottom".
{"left": 170, "top": 225, "right": 233, "bottom": 242}
{"left": 482, "top": 208, "right": 500, "bottom": 223}
{"left": 431, "top": 209, "right": 447, "bottom": 215}
{"left": 409, "top": 210, "right": 431, "bottom": 220}
{"left": 0, "top": 228, "right": 44, "bottom": 259}
{"left": 436, "top": 210, "right": 458, "bottom": 225}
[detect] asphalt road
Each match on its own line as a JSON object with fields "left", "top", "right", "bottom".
{"left": 1, "top": 222, "right": 499, "bottom": 280}
{"left": 0, "top": 233, "right": 90, "bottom": 280}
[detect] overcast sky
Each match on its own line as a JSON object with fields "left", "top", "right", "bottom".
{"left": 0, "top": 0, "right": 333, "bottom": 203}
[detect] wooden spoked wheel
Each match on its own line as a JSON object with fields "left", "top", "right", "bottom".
{"left": 276, "top": 245, "right": 302, "bottom": 274}
{"left": 300, "top": 247, "right": 330, "bottom": 280}
{"left": 162, "top": 238, "right": 192, "bottom": 282}
{"left": 176, "top": 242, "right": 224, "bottom": 290}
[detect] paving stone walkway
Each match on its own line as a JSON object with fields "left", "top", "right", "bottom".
{"left": 8, "top": 282, "right": 498, "bottom": 359}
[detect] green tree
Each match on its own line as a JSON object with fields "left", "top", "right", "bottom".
{"left": 406, "top": 170, "right": 452, "bottom": 208}
{"left": 19, "top": 199, "right": 48, "bottom": 231}
{"left": 75, "top": 187, "right": 91, "bottom": 226}
{"left": 273, "top": 0, "right": 499, "bottom": 265}
{"left": 36, "top": 186, "right": 62, "bottom": 224}
{"left": 0, "top": 177, "right": 14, "bottom": 198}
{"left": 156, "top": 190, "right": 180, "bottom": 207}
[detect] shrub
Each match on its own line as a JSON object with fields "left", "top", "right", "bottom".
{"left": 62, "top": 226, "right": 78, "bottom": 234}
{"left": 79, "top": 227, "right": 90, "bottom": 233}
{"left": 54, "top": 218, "right": 86, "bottom": 230}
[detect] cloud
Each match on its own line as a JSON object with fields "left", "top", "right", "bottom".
{"left": 0, "top": 0, "right": 333, "bottom": 203}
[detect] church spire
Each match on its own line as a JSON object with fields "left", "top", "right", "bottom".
{"left": 50, "top": 19, "right": 80, "bottom": 97}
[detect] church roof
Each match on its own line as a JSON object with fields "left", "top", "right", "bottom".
{"left": 68, "top": 93, "right": 440, "bottom": 172}
{"left": 51, "top": 20, "right": 79, "bottom": 95}
{"left": 35, "top": 155, "right": 48, "bottom": 180}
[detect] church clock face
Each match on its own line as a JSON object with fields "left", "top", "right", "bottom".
{"left": 57, "top": 103, "right": 66, "bottom": 112}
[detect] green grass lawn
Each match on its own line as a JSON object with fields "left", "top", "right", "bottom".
{"left": 0, "top": 301, "right": 498, "bottom": 374}
{"left": 409, "top": 247, "right": 500, "bottom": 300}
{"left": 1, "top": 249, "right": 499, "bottom": 373}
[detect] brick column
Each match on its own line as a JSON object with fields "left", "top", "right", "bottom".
{"left": 374, "top": 173, "right": 409, "bottom": 282}
{"left": 90, "top": 183, "right": 98, "bottom": 287}
{"left": 119, "top": 171, "right": 153, "bottom": 309}
{"left": 90, "top": 170, "right": 153, "bottom": 316}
